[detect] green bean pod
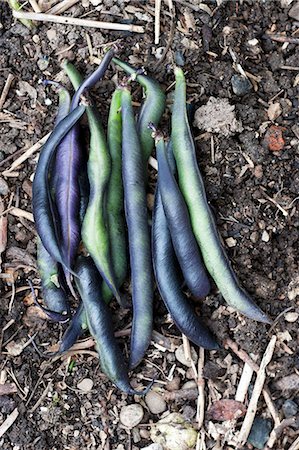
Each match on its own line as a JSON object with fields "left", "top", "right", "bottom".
{"left": 37, "top": 237, "right": 69, "bottom": 315}
{"left": 63, "top": 61, "right": 122, "bottom": 307}
{"left": 102, "top": 87, "right": 128, "bottom": 300}
{"left": 121, "top": 87, "right": 153, "bottom": 369}
{"left": 171, "top": 68, "right": 271, "bottom": 324}
{"left": 113, "top": 58, "right": 166, "bottom": 167}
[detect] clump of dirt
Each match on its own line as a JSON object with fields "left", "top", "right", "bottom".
{"left": 194, "top": 97, "right": 243, "bottom": 136}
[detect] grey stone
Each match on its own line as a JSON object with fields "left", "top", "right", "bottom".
{"left": 231, "top": 74, "right": 252, "bottom": 96}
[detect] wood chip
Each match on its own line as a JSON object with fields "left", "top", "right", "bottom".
{"left": 0, "top": 407, "right": 19, "bottom": 438}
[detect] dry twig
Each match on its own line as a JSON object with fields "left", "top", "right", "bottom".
{"left": 28, "top": 0, "right": 42, "bottom": 13}
{"left": 265, "top": 417, "right": 298, "bottom": 449}
{"left": 0, "top": 74, "right": 14, "bottom": 111}
{"left": 197, "top": 347, "right": 205, "bottom": 429}
{"left": 12, "top": 11, "right": 145, "bottom": 33}
{"left": 2, "top": 132, "right": 50, "bottom": 175}
{"left": 235, "top": 362, "right": 254, "bottom": 403}
{"left": 236, "top": 336, "right": 277, "bottom": 447}
{"left": 224, "top": 338, "right": 280, "bottom": 428}
{"left": 0, "top": 407, "right": 19, "bottom": 438}
{"left": 155, "top": 0, "right": 162, "bottom": 45}
{"left": 46, "top": 0, "right": 80, "bottom": 15}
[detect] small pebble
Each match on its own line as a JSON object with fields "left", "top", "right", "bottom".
{"left": 182, "top": 381, "right": 197, "bottom": 390}
{"left": 0, "top": 177, "right": 9, "bottom": 196}
{"left": 248, "top": 417, "right": 272, "bottom": 449}
{"left": 254, "top": 165, "right": 263, "bottom": 179}
{"left": 226, "top": 237, "right": 237, "bottom": 248}
{"left": 174, "top": 51, "right": 185, "bottom": 66}
{"left": 282, "top": 400, "right": 298, "bottom": 418}
{"left": 181, "top": 405, "right": 196, "bottom": 420}
{"left": 231, "top": 74, "right": 252, "bottom": 96}
{"left": 289, "top": 2, "right": 299, "bottom": 20}
{"left": 142, "top": 444, "right": 163, "bottom": 450}
{"left": 37, "top": 58, "right": 49, "bottom": 71}
{"left": 77, "top": 378, "right": 93, "bottom": 392}
{"left": 267, "top": 102, "right": 282, "bottom": 121}
{"left": 145, "top": 391, "right": 167, "bottom": 415}
{"left": 132, "top": 427, "right": 141, "bottom": 443}
{"left": 32, "top": 34, "right": 40, "bottom": 43}
{"left": 261, "top": 230, "right": 270, "bottom": 242}
{"left": 274, "top": 373, "right": 299, "bottom": 391}
{"left": 120, "top": 404, "right": 144, "bottom": 429}
{"left": 46, "top": 28, "right": 57, "bottom": 41}
{"left": 250, "top": 231, "right": 259, "bottom": 244}
{"left": 175, "top": 344, "right": 198, "bottom": 367}
{"left": 140, "top": 429, "right": 150, "bottom": 440}
{"left": 285, "top": 312, "right": 298, "bottom": 323}
{"left": 166, "top": 376, "right": 180, "bottom": 391}
{"left": 248, "top": 38, "right": 259, "bottom": 46}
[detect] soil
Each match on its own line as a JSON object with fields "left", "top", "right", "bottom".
{"left": 0, "top": 1, "right": 298, "bottom": 449}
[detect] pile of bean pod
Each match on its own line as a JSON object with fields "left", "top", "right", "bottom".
{"left": 32, "top": 47, "right": 271, "bottom": 395}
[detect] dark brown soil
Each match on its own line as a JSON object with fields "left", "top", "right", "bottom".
{"left": 0, "top": 1, "right": 298, "bottom": 449}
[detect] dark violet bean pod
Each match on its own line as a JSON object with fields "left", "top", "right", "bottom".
{"left": 171, "top": 68, "right": 271, "bottom": 324}
{"left": 71, "top": 48, "right": 115, "bottom": 109}
{"left": 155, "top": 133, "right": 210, "bottom": 299}
{"left": 121, "top": 87, "right": 153, "bottom": 369}
{"left": 61, "top": 62, "right": 89, "bottom": 226}
{"left": 63, "top": 59, "right": 122, "bottom": 305}
{"left": 32, "top": 105, "right": 86, "bottom": 273}
{"left": 59, "top": 302, "right": 88, "bottom": 353}
{"left": 29, "top": 280, "right": 70, "bottom": 323}
{"left": 152, "top": 187, "right": 219, "bottom": 349}
{"left": 53, "top": 111, "right": 82, "bottom": 287}
{"left": 74, "top": 256, "right": 152, "bottom": 395}
{"left": 113, "top": 58, "right": 165, "bottom": 167}
{"left": 37, "top": 237, "right": 70, "bottom": 314}
{"left": 44, "top": 80, "right": 81, "bottom": 297}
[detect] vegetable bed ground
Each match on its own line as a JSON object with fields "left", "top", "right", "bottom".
{"left": 0, "top": 1, "right": 298, "bottom": 449}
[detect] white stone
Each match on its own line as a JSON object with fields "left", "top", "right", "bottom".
{"left": 77, "top": 378, "right": 93, "bottom": 392}
{"left": 226, "top": 237, "right": 237, "bottom": 248}
{"left": 175, "top": 344, "right": 198, "bottom": 367}
{"left": 145, "top": 391, "right": 167, "bottom": 415}
{"left": 120, "top": 404, "right": 144, "bottom": 429}
{"left": 285, "top": 312, "right": 298, "bottom": 323}
{"left": 261, "top": 230, "right": 270, "bottom": 242}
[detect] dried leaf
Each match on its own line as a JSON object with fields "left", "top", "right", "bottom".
{"left": 16, "top": 81, "right": 37, "bottom": 108}
{"left": 208, "top": 399, "right": 246, "bottom": 422}
{"left": 22, "top": 305, "right": 48, "bottom": 328}
{"left": 23, "top": 291, "right": 35, "bottom": 306}
{"left": 5, "top": 340, "right": 26, "bottom": 356}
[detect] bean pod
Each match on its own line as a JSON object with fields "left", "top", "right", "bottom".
{"left": 155, "top": 133, "right": 210, "bottom": 299}
{"left": 75, "top": 256, "right": 151, "bottom": 395}
{"left": 121, "top": 86, "right": 153, "bottom": 369}
{"left": 171, "top": 68, "right": 271, "bottom": 324}
{"left": 32, "top": 105, "right": 86, "bottom": 273}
